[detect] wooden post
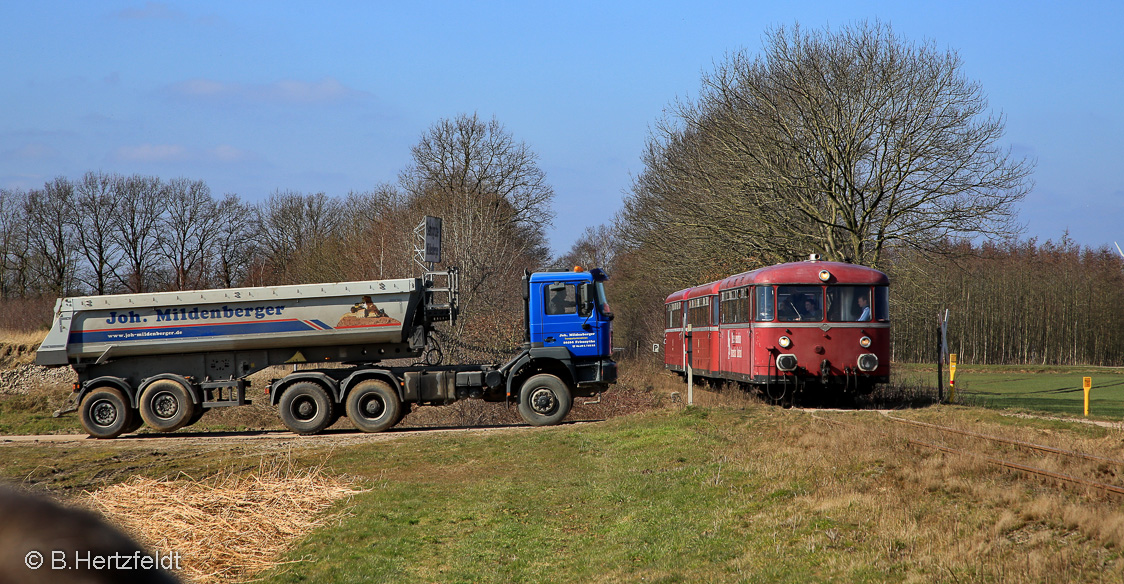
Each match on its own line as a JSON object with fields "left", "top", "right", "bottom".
{"left": 948, "top": 353, "right": 957, "bottom": 403}
{"left": 685, "top": 324, "right": 694, "bottom": 406}
{"left": 936, "top": 313, "right": 944, "bottom": 403}
{"left": 1084, "top": 377, "right": 1092, "bottom": 417}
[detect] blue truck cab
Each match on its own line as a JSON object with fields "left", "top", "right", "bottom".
{"left": 498, "top": 268, "right": 617, "bottom": 425}
{"left": 528, "top": 268, "right": 613, "bottom": 358}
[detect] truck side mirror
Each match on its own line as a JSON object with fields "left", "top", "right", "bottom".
{"left": 578, "top": 283, "right": 593, "bottom": 317}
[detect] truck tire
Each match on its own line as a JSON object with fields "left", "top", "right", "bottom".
{"left": 122, "top": 411, "right": 144, "bottom": 435}
{"left": 345, "top": 380, "right": 401, "bottom": 433}
{"left": 139, "top": 379, "right": 196, "bottom": 432}
{"left": 185, "top": 406, "right": 206, "bottom": 428}
{"left": 79, "top": 387, "right": 134, "bottom": 439}
{"left": 517, "top": 374, "right": 572, "bottom": 426}
{"left": 278, "top": 382, "right": 335, "bottom": 435}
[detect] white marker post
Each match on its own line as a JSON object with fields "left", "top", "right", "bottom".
{"left": 685, "top": 324, "right": 693, "bottom": 406}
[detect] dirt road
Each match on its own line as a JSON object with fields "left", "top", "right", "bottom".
{"left": 0, "top": 421, "right": 593, "bottom": 449}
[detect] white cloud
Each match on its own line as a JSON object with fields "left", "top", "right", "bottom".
{"left": 207, "top": 144, "right": 254, "bottom": 163}
{"left": 114, "top": 143, "right": 187, "bottom": 162}
{"left": 6, "top": 143, "right": 60, "bottom": 161}
{"left": 166, "top": 77, "right": 368, "bottom": 106}
{"left": 113, "top": 2, "right": 186, "bottom": 21}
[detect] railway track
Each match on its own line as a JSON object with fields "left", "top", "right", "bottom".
{"left": 812, "top": 412, "right": 1124, "bottom": 498}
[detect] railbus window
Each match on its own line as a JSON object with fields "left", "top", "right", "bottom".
{"left": 755, "top": 286, "right": 774, "bottom": 321}
{"left": 826, "top": 286, "right": 879, "bottom": 322}
{"left": 874, "top": 286, "right": 889, "bottom": 321}
{"left": 687, "top": 296, "right": 712, "bottom": 328}
{"left": 720, "top": 287, "right": 750, "bottom": 324}
{"left": 777, "top": 285, "right": 823, "bottom": 322}
{"left": 666, "top": 302, "right": 683, "bottom": 329}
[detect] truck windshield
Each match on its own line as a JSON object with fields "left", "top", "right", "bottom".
{"left": 595, "top": 281, "right": 612, "bottom": 318}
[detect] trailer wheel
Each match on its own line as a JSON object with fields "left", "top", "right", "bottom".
{"left": 122, "top": 411, "right": 144, "bottom": 435}
{"left": 185, "top": 406, "right": 206, "bottom": 428}
{"left": 139, "top": 379, "right": 196, "bottom": 432}
{"left": 517, "top": 374, "right": 572, "bottom": 426}
{"left": 278, "top": 382, "right": 335, "bottom": 435}
{"left": 346, "top": 380, "right": 400, "bottom": 433}
{"left": 79, "top": 387, "right": 134, "bottom": 439}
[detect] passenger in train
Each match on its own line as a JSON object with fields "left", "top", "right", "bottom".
{"left": 856, "top": 295, "right": 871, "bottom": 321}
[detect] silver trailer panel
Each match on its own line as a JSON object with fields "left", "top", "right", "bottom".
{"left": 36, "top": 279, "right": 419, "bottom": 366}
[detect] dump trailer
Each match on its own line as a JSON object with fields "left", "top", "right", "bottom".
{"left": 36, "top": 269, "right": 617, "bottom": 438}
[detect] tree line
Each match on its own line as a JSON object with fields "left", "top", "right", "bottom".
{"left": 889, "top": 238, "right": 1124, "bottom": 366}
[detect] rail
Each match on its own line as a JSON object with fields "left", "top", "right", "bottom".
{"left": 811, "top": 413, "right": 1124, "bottom": 498}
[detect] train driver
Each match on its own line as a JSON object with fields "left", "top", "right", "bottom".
{"left": 800, "top": 297, "right": 821, "bottom": 321}
{"left": 856, "top": 295, "right": 871, "bottom": 321}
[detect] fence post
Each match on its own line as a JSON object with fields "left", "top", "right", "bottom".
{"left": 936, "top": 313, "right": 944, "bottom": 403}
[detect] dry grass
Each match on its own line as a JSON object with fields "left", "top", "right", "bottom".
{"left": 0, "top": 328, "right": 47, "bottom": 346}
{"left": 0, "top": 329, "right": 47, "bottom": 368}
{"left": 774, "top": 411, "right": 1124, "bottom": 581}
{"left": 85, "top": 457, "right": 365, "bottom": 583}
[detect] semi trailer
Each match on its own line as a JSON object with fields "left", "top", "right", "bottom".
{"left": 35, "top": 268, "right": 617, "bottom": 438}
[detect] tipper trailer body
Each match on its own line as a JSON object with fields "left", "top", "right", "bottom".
{"left": 36, "top": 269, "right": 617, "bottom": 438}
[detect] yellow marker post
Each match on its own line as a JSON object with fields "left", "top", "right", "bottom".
{"left": 948, "top": 354, "right": 957, "bottom": 403}
{"left": 1083, "top": 377, "right": 1092, "bottom": 417}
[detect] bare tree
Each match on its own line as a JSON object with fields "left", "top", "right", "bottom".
{"left": 71, "top": 171, "right": 123, "bottom": 295}
{"left": 112, "top": 175, "right": 165, "bottom": 293}
{"left": 0, "top": 188, "right": 31, "bottom": 298}
{"left": 400, "top": 113, "right": 553, "bottom": 313}
{"left": 160, "top": 177, "right": 220, "bottom": 290}
{"left": 25, "top": 178, "right": 79, "bottom": 295}
{"left": 210, "top": 194, "right": 256, "bottom": 288}
{"left": 253, "top": 190, "right": 345, "bottom": 284}
{"left": 623, "top": 21, "right": 1034, "bottom": 269}
{"left": 556, "top": 224, "right": 617, "bottom": 272}
{"left": 333, "top": 185, "right": 411, "bottom": 281}
{"left": 397, "top": 113, "right": 554, "bottom": 353}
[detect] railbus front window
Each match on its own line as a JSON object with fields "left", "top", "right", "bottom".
{"left": 826, "top": 286, "right": 879, "bottom": 322}
{"left": 755, "top": 286, "right": 774, "bottom": 321}
{"left": 874, "top": 286, "right": 889, "bottom": 321}
{"left": 777, "top": 286, "right": 823, "bottom": 322}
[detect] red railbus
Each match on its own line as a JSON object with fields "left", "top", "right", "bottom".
{"left": 664, "top": 257, "right": 890, "bottom": 401}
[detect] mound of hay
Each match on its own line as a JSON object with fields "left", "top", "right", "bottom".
{"left": 86, "top": 461, "right": 364, "bottom": 583}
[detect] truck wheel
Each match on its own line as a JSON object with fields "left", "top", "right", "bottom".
{"left": 517, "top": 374, "right": 572, "bottom": 426}
{"left": 139, "top": 379, "right": 196, "bottom": 432}
{"left": 278, "top": 382, "right": 335, "bottom": 435}
{"left": 79, "top": 387, "right": 134, "bottom": 439}
{"left": 346, "top": 380, "right": 400, "bottom": 433}
{"left": 122, "top": 411, "right": 144, "bottom": 435}
{"left": 185, "top": 406, "right": 206, "bottom": 428}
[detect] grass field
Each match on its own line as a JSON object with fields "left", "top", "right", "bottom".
{"left": 895, "top": 362, "right": 1124, "bottom": 419}
{"left": 4, "top": 401, "right": 1123, "bottom": 583}
{"left": 4, "top": 356, "right": 1124, "bottom": 582}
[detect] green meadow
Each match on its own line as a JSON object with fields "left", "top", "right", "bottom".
{"left": 896, "top": 362, "right": 1124, "bottom": 419}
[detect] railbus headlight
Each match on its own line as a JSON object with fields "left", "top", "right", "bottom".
{"left": 859, "top": 336, "right": 872, "bottom": 348}
{"left": 818, "top": 270, "right": 831, "bottom": 282}
{"left": 858, "top": 353, "right": 878, "bottom": 372}
{"left": 776, "top": 354, "right": 798, "bottom": 372}
{"left": 778, "top": 335, "right": 792, "bottom": 349}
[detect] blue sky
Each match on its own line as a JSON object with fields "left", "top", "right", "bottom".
{"left": 2, "top": 1, "right": 1122, "bottom": 256}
